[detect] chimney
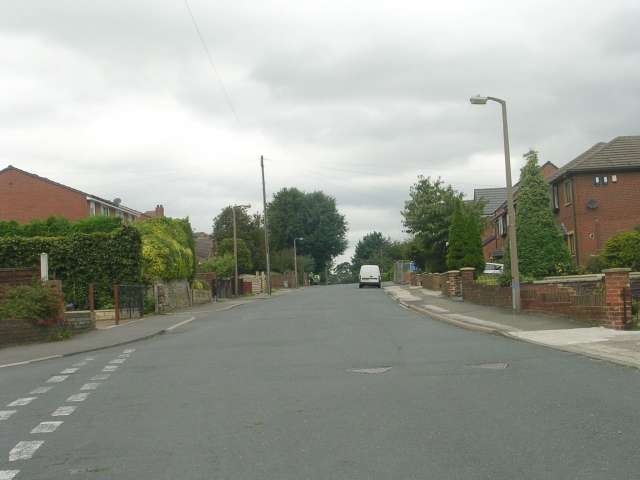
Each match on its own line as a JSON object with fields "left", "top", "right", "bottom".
{"left": 156, "top": 205, "right": 164, "bottom": 217}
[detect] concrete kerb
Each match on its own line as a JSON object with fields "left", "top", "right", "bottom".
{"left": 502, "top": 331, "right": 640, "bottom": 370}
{"left": 0, "top": 302, "right": 249, "bottom": 369}
{"left": 390, "top": 291, "right": 502, "bottom": 335}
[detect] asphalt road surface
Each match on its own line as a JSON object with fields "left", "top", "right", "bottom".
{"left": 2, "top": 284, "right": 640, "bottom": 479}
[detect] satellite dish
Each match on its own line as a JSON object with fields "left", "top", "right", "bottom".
{"left": 586, "top": 199, "right": 598, "bottom": 209}
{"left": 113, "top": 198, "right": 121, "bottom": 205}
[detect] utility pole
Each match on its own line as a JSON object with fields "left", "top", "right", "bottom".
{"left": 261, "top": 156, "right": 271, "bottom": 295}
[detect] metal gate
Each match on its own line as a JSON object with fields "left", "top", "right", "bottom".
{"left": 394, "top": 260, "right": 412, "bottom": 284}
{"left": 622, "top": 287, "right": 639, "bottom": 330}
{"left": 215, "top": 279, "right": 231, "bottom": 299}
{"left": 115, "top": 285, "right": 144, "bottom": 320}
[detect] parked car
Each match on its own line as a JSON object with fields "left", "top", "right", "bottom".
{"left": 359, "top": 265, "right": 381, "bottom": 288}
{"left": 483, "top": 263, "right": 503, "bottom": 275}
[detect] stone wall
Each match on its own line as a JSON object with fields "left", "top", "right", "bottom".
{"left": 151, "top": 279, "right": 191, "bottom": 313}
{"left": 192, "top": 289, "right": 212, "bottom": 304}
{"left": 1, "top": 311, "right": 95, "bottom": 347}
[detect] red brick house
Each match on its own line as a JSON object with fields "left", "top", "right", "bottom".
{"left": 476, "top": 136, "right": 640, "bottom": 267}
{"left": 0, "top": 165, "right": 162, "bottom": 224}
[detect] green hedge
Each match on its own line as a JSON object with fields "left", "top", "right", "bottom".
{"left": 0, "top": 226, "right": 142, "bottom": 309}
{"left": 130, "top": 217, "right": 196, "bottom": 282}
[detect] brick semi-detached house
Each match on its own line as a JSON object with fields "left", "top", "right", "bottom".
{"left": 0, "top": 165, "right": 164, "bottom": 224}
{"left": 475, "top": 136, "right": 640, "bottom": 267}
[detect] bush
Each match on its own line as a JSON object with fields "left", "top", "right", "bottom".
{"left": 603, "top": 231, "right": 640, "bottom": 271}
{"left": 0, "top": 280, "right": 64, "bottom": 324}
{"left": 143, "top": 296, "right": 156, "bottom": 315}
{"left": 582, "top": 255, "right": 609, "bottom": 274}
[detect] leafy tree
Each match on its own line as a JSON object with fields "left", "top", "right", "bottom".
{"left": 331, "top": 262, "right": 357, "bottom": 284}
{"left": 351, "top": 231, "right": 397, "bottom": 275}
{"left": 268, "top": 188, "right": 348, "bottom": 272}
{"left": 504, "top": 149, "right": 575, "bottom": 278}
{"left": 603, "top": 231, "right": 640, "bottom": 271}
{"left": 199, "top": 255, "right": 235, "bottom": 278}
{"left": 216, "top": 238, "right": 253, "bottom": 273}
{"left": 402, "top": 176, "right": 484, "bottom": 273}
{"left": 212, "top": 207, "right": 266, "bottom": 271}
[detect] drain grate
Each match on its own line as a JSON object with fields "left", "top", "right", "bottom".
{"left": 346, "top": 367, "right": 392, "bottom": 374}
{"left": 467, "top": 363, "right": 508, "bottom": 370}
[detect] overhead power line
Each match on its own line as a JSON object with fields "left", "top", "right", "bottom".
{"left": 183, "top": 0, "right": 252, "bottom": 146}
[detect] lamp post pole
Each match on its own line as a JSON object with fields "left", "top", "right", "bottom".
{"left": 294, "top": 237, "right": 303, "bottom": 288}
{"left": 470, "top": 95, "right": 521, "bottom": 313}
{"left": 232, "top": 204, "right": 251, "bottom": 299}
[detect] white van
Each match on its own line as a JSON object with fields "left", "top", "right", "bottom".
{"left": 359, "top": 265, "right": 381, "bottom": 288}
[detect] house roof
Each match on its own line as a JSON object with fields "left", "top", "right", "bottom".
{"left": 194, "top": 233, "right": 213, "bottom": 260}
{"left": 0, "top": 165, "right": 143, "bottom": 216}
{"left": 474, "top": 187, "right": 507, "bottom": 215}
{"left": 546, "top": 136, "right": 640, "bottom": 184}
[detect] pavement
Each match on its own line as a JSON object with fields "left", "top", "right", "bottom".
{"left": 383, "top": 282, "right": 640, "bottom": 369}
{"left": 3, "top": 283, "right": 640, "bottom": 370}
{"left": 0, "top": 288, "right": 297, "bottom": 369}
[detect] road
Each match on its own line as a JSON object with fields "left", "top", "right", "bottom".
{"left": 2, "top": 284, "right": 640, "bottom": 479}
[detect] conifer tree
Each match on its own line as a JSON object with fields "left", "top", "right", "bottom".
{"left": 446, "top": 198, "right": 467, "bottom": 270}
{"left": 462, "top": 206, "right": 486, "bottom": 276}
{"left": 504, "top": 149, "right": 575, "bottom": 278}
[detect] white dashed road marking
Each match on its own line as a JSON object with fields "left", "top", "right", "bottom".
{"left": 31, "top": 421, "right": 63, "bottom": 433}
{"left": 60, "top": 368, "right": 79, "bottom": 374}
{"left": 123, "top": 349, "right": 135, "bottom": 353}
{"left": 118, "top": 354, "right": 130, "bottom": 358}
{"left": 0, "top": 470, "right": 20, "bottom": 480}
{"left": 30, "top": 387, "right": 53, "bottom": 394}
{"left": 102, "top": 366, "right": 117, "bottom": 372}
{"left": 80, "top": 383, "right": 100, "bottom": 390}
{"left": 92, "top": 374, "right": 110, "bottom": 380}
{"left": 9, "top": 441, "right": 44, "bottom": 461}
{"left": 110, "top": 359, "right": 125, "bottom": 364}
{"left": 7, "top": 398, "right": 36, "bottom": 407}
{"left": 47, "top": 375, "right": 68, "bottom": 383}
{"left": 73, "top": 362, "right": 88, "bottom": 367}
{"left": 66, "top": 393, "right": 90, "bottom": 402}
{"left": 52, "top": 406, "right": 76, "bottom": 416}
{"left": 0, "top": 411, "right": 17, "bottom": 420}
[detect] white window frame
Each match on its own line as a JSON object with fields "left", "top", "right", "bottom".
{"left": 566, "top": 231, "right": 576, "bottom": 256}
{"left": 101, "top": 205, "right": 109, "bottom": 216}
{"left": 564, "top": 181, "right": 573, "bottom": 205}
{"left": 89, "top": 201, "right": 96, "bottom": 217}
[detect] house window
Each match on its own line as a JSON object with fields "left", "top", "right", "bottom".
{"left": 497, "top": 215, "right": 507, "bottom": 237}
{"left": 116, "top": 211, "right": 123, "bottom": 218}
{"left": 566, "top": 231, "right": 576, "bottom": 256}
{"left": 550, "top": 185, "right": 559, "bottom": 212}
{"left": 128, "top": 214, "right": 133, "bottom": 222}
{"left": 101, "top": 205, "right": 109, "bottom": 216}
{"left": 89, "top": 201, "right": 96, "bottom": 217}
{"left": 564, "top": 181, "right": 573, "bottom": 205}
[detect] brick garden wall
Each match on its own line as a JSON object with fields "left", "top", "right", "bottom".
{"left": 1, "top": 311, "right": 94, "bottom": 347}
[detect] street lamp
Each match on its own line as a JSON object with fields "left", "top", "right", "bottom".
{"left": 233, "top": 204, "right": 251, "bottom": 298}
{"left": 470, "top": 95, "right": 521, "bottom": 313}
{"left": 293, "top": 237, "right": 303, "bottom": 288}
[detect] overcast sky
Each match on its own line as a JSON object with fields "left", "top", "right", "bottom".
{"left": 1, "top": 0, "right": 638, "bottom": 266}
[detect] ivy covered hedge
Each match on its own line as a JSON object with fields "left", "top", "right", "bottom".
{"left": 130, "top": 217, "right": 196, "bottom": 282}
{"left": 0, "top": 226, "right": 142, "bottom": 309}
{"left": 0, "top": 216, "right": 197, "bottom": 309}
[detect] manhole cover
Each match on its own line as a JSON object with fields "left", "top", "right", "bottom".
{"left": 346, "top": 367, "right": 392, "bottom": 374}
{"left": 467, "top": 363, "right": 508, "bottom": 370}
